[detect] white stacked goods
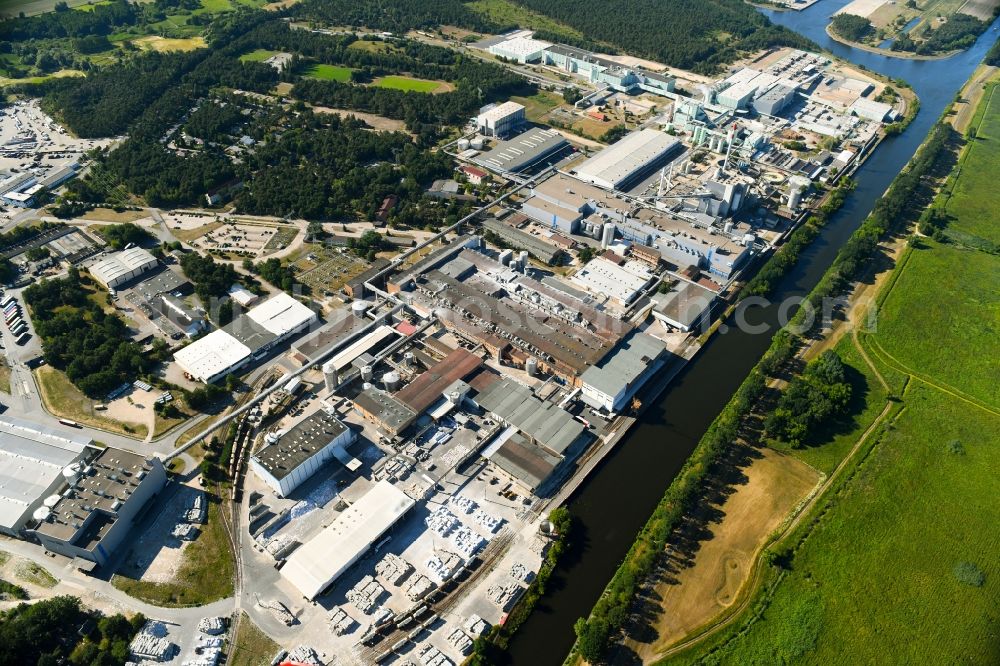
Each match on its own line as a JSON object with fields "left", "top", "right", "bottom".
{"left": 285, "top": 645, "right": 323, "bottom": 666}
{"left": 328, "top": 607, "right": 354, "bottom": 635}
{"left": 417, "top": 645, "right": 453, "bottom": 666}
{"left": 425, "top": 506, "right": 459, "bottom": 537}
{"left": 375, "top": 552, "right": 414, "bottom": 586}
{"left": 451, "top": 526, "right": 485, "bottom": 559}
{"left": 187, "top": 493, "right": 207, "bottom": 523}
{"left": 426, "top": 552, "right": 463, "bottom": 583}
{"left": 510, "top": 562, "right": 535, "bottom": 584}
{"left": 257, "top": 599, "right": 295, "bottom": 626}
{"left": 486, "top": 582, "right": 523, "bottom": 611}
{"left": 446, "top": 628, "right": 474, "bottom": 655}
{"left": 406, "top": 574, "right": 435, "bottom": 601}
{"left": 463, "top": 614, "right": 489, "bottom": 637}
{"left": 346, "top": 575, "right": 386, "bottom": 614}
{"left": 129, "top": 621, "right": 175, "bottom": 662}
{"left": 197, "top": 616, "right": 226, "bottom": 635}
{"left": 472, "top": 509, "right": 503, "bottom": 533}
{"left": 449, "top": 496, "right": 477, "bottom": 514}
{"left": 439, "top": 444, "right": 469, "bottom": 469}
{"left": 173, "top": 523, "right": 199, "bottom": 540}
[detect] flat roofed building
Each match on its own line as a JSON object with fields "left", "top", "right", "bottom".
{"left": 281, "top": 480, "right": 415, "bottom": 600}
{"left": 244, "top": 292, "right": 317, "bottom": 337}
{"left": 482, "top": 218, "right": 562, "bottom": 265}
{"left": 472, "top": 128, "right": 569, "bottom": 174}
{"left": 174, "top": 329, "right": 253, "bottom": 384}
{"left": 580, "top": 332, "right": 668, "bottom": 412}
{"left": 291, "top": 308, "right": 371, "bottom": 365}
{"left": 251, "top": 410, "right": 356, "bottom": 497}
{"left": 653, "top": 280, "right": 717, "bottom": 332}
{"left": 574, "top": 129, "right": 680, "bottom": 191}
{"left": 0, "top": 416, "right": 90, "bottom": 536}
{"left": 475, "top": 379, "right": 586, "bottom": 458}
{"left": 486, "top": 428, "right": 560, "bottom": 494}
{"left": 570, "top": 256, "right": 654, "bottom": 306}
{"left": 31, "top": 447, "right": 166, "bottom": 567}
{"left": 89, "top": 248, "right": 159, "bottom": 290}
{"left": 228, "top": 284, "right": 258, "bottom": 307}
{"left": 476, "top": 101, "right": 526, "bottom": 138}
{"left": 353, "top": 387, "right": 417, "bottom": 436}
{"left": 849, "top": 97, "right": 894, "bottom": 122}
{"left": 487, "top": 36, "right": 551, "bottom": 63}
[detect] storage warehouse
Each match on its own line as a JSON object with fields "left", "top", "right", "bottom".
{"left": 89, "top": 248, "right": 159, "bottom": 290}
{"left": 472, "top": 128, "right": 569, "bottom": 174}
{"left": 0, "top": 416, "right": 91, "bottom": 537}
{"left": 486, "top": 35, "right": 551, "bottom": 63}
{"left": 251, "top": 410, "right": 357, "bottom": 497}
{"left": 281, "top": 480, "right": 416, "bottom": 600}
{"left": 174, "top": 292, "right": 317, "bottom": 383}
{"left": 573, "top": 129, "right": 680, "bottom": 191}
{"left": 570, "top": 256, "right": 654, "bottom": 306}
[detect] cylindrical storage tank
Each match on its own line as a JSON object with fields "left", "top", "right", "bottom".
{"left": 743, "top": 233, "right": 756, "bottom": 246}
{"left": 361, "top": 365, "right": 374, "bottom": 382}
{"left": 322, "top": 361, "right": 338, "bottom": 393}
{"left": 457, "top": 138, "right": 471, "bottom": 150}
{"left": 470, "top": 137, "right": 485, "bottom": 150}
{"left": 403, "top": 352, "right": 415, "bottom": 368}
{"left": 62, "top": 462, "right": 81, "bottom": 482}
{"left": 526, "top": 357, "right": 538, "bottom": 377}
{"left": 32, "top": 507, "right": 51, "bottom": 522}
{"left": 498, "top": 249, "right": 513, "bottom": 266}
{"left": 383, "top": 371, "right": 401, "bottom": 391}
{"left": 352, "top": 300, "right": 370, "bottom": 317}
{"left": 362, "top": 382, "right": 373, "bottom": 391}
{"left": 43, "top": 494, "right": 61, "bottom": 508}
{"left": 723, "top": 220, "right": 734, "bottom": 234}
{"left": 787, "top": 186, "right": 802, "bottom": 210}
{"left": 518, "top": 251, "right": 529, "bottom": 271}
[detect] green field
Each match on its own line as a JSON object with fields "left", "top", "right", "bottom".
{"left": 304, "top": 63, "right": 353, "bottom": 82}
{"left": 669, "top": 75, "right": 1000, "bottom": 666}
{"left": 240, "top": 48, "right": 280, "bottom": 63}
{"left": 510, "top": 90, "right": 564, "bottom": 122}
{"left": 373, "top": 75, "right": 444, "bottom": 93}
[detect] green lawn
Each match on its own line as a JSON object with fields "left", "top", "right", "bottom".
{"left": 510, "top": 90, "right": 564, "bottom": 122}
{"left": 303, "top": 63, "right": 353, "bottom": 82}
{"left": 872, "top": 241, "right": 1000, "bottom": 409}
{"left": 239, "top": 48, "right": 279, "bottom": 63}
{"left": 373, "top": 75, "right": 444, "bottom": 93}
{"left": 944, "top": 81, "right": 1000, "bottom": 244}
{"left": 466, "top": 0, "right": 586, "bottom": 42}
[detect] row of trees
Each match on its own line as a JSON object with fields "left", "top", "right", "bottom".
{"left": 765, "top": 350, "right": 853, "bottom": 446}
{"left": 96, "top": 222, "right": 154, "bottom": 250}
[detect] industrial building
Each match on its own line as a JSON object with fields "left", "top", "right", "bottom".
{"left": 573, "top": 129, "right": 680, "bottom": 191}
{"left": 290, "top": 307, "right": 373, "bottom": 366}
{"left": 394, "top": 348, "right": 483, "bottom": 417}
{"left": 281, "top": 480, "right": 416, "bottom": 600}
{"left": 652, "top": 280, "right": 717, "bottom": 332}
{"left": 353, "top": 387, "right": 418, "bottom": 436}
{"left": 89, "top": 248, "right": 159, "bottom": 290}
{"left": 753, "top": 84, "right": 798, "bottom": 117}
{"left": 486, "top": 35, "right": 551, "bottom": 63}
{"left": 174, "top": 292, "right": 317, "bottom": 383}
{"left": 477, "top": 378, "right": 588, "bottom": 493}
{"left": 570, "top": 256, "right": 655, "bottom": 306}
{"left": 849, "top": 97, "right": 895, "bottom": 122}
{"left": 0, "top": 416, "right": 91, "bottom": 537}
{"left": 481, "top": 217, "right": 563, "bottom": 265}
{"left": 476, "top": 102, "right": 526, "bottom": 138}
{"left": 579, "top": 332, "right": 668, "bottom": 412}
{"left": 520, "top": 173, "right": 612, "bottom": 235}
{"left": 30, "top": 446, "right": 166, "bottom": 567}
{"left": 472, "top": 127, "right": 569, "bottom": 174}
{"left": 251, "top": 410, "right": 357, "bottom": 497}
{"left": 540, "top": 44, "right": 675, "bottom": 97}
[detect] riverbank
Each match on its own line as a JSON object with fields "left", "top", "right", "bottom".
{"left": 825, "top": 24, "right": 961, "bottom": 61}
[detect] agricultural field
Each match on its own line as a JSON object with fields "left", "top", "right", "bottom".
{"left": 303, "top": 63, "right": 353, "bottom": 82}
{"left": 0, "top": 0, "right": 92, "bottom": 17}
{"left": 132, "top": 35, "right": 207, "bottom": 52}
{"left": 373, "top": 75, "right": 449, "bottom": 93}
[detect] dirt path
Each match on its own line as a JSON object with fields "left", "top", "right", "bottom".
{"left": 951, "top": 65, "right": 998, "bottom": 132}
{"left": 627, "top": 449, "right": 820, "bottom": 662}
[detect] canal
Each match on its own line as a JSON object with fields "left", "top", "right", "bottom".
{"left": 506, "top": 2, "right": 1000, "bottom": 663}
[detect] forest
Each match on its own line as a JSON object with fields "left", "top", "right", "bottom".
{"left": 24, "top": 267, "right": 167, "bottom": 398}
{"left": 764, "top": 350, "right": 853, "bottom": 447}
{"left": 296, "top": 0, "right": 497, "bottom": 35}
{"left": 506, "top": 0, "right": 813, "bottom": 74}
{"left": 830, "top": 14, "right": 874, "bottom": 42}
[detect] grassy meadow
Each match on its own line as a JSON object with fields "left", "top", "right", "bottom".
{"left": 303, "top": 63, "right": 353, "bottom": 82}
{"left": 373, "top": 75, "right": 445, "bottom": 92}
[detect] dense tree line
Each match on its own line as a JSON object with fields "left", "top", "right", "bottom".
{"left": 765, "top": 350, "right": 853, "bottom": 446}
{"left": 180, "top": 251, "right": 238, "bottom": 303}
{"left": 509, "top": 0, "right": 813, "bottom": 74}
{"left": 984, "top": 35, "right": 1000, "bottom": 65}
{"left": 0, "top": 0, "right": 138, "bottom": 41}
{"left": 247, "top": 257, "right": 304, "bottom": 294}
{"left": 0, "top": 595, "right": 144, "bottom": 666}
{"left": 96, "top": 222, "right": 154, "bottom": 250}
{"left": 831, "top": 14, "right": 874, "bottom": 42}
{"left": 24, "top": 268, "right": 166, "bottom": 397}
{"left": 912, "top": 14, "right": 987, "bottom": 55}
{"left": 184, "top": 99, "right": 247, "bottom": 142}
{"left": 297, "top": 0, "right": 496, "bottom": 35}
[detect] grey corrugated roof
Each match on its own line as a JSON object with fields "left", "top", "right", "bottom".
{"left": 476, "top": 379, "right": 584, "bottom": 456}
{"left": 580, "top": 332, "right": 666, "bottom": 398}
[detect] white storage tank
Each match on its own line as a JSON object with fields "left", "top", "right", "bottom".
{"left": 323, "top": 361, "right": 338, "bottom": 392}
{"left": 43, "top": 494, "right": 61, "bottom": 508}
{"left": 457, "top": 138, "right": 471, "bottom": 150}
{"left": 32, "top": 507, "right": 51, "bottom": 522}
{"left": 526, "top": 357, "right": 538, "bottom": 376}
{"left": 470, "top": 137, "right": 485, "bottom": 150}
{"left": 383, "top": 371, "right": 401, "bottom": 391}
{"left": 361, "top": 365, "right": 374, "bottom": 382}
{"left": 352, "top": 300, "right": 370, "bottom": 317}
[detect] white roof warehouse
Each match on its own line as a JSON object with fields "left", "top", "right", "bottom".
{"left": 281, "top": 481, "right": 415, "bottom": 600}
{"left": 174, "top": 292, "right": 317, "bottom": 383}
